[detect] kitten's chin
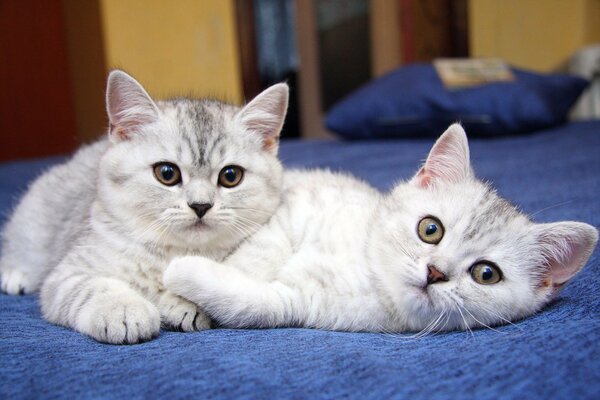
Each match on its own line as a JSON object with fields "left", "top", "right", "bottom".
{"left": 412, "top": 286, "right": 436, "bottom": 309}
{"left": 173, "top": 223, "right": 248, "bottom": 255}
{"left": 186, "top": 220, "right": 211, "bottom": 232}
{"left": 404, "top": 285, "right": 446, "bottom": 318}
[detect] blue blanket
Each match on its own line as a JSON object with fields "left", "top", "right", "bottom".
{"left": 1, "top": 121, "right": 599, "bottom": 399}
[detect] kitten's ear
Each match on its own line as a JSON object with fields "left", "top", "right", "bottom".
{"left": 237, "top": 83, "right": 289, "bottom": 154}
{"left": 106, "top": 70, "right": 160, "bottom": 142}
{"left": 411, "top": 123, "right": 472, "bottom": 188}
{"left": 534, "top": 222, "right": 598, "bottom": 291}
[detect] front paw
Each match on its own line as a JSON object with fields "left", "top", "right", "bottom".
{"left": 163, "top": 256, "right": 213, "bottom": 295}
{"left": 76, "top": 296, "right": 161, "bottom": 344}
{"left": 0, "top": 268, "right": 39, "bottom": 295}
{"left": 157, "top": 291, "right": 211, "bottom": 331}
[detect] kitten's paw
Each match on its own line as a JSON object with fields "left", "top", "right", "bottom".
{"left": 77, "top": 296, "right": 161, "bottom": 344}
{"left": 163, "top": 256, "right": 216, "bottom": 294}
{"left": 157, "top": 291, "right": 211, "bottom": 332}
{"left": 0, "top": 268, "right": 39, "bottom": 295}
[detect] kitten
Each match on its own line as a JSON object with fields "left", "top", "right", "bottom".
{"left": 0, "top": 70, "right": 288, "bottom": 343}
{"left": 164, "top": 124, "right": 598, "bottom": 333}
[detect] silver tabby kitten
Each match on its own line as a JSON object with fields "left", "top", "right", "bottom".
{"left": 164, "top": 124, "right": 598, "bottom": 333}
{"left": 0, "top": 70, "right": 288, "bottom": 343}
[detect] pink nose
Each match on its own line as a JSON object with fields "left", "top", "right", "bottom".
{"left": 427, "top": 265, "right": 448, "bottom": 285}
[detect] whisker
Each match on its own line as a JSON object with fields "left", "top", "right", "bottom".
{"left": 389, "top": 309, "right": 446, "bottom": 340}
{"left": 530, "top": 200, "right": 573, "bottom": 218}
{"left": 453, "top": 300, "right": 473, "bottom": 337}
{"left": 414, "top": 309, "right": 446, "bottom": 339}
{"left": 476, "top": 303, "right": 523, "bottom": 332}
{"left": 226, "top": 206, "right": 274, "bottom": 216}
{"left": 437, "top": 312, "right": 451, "bottom": 333}
{"left": 462, "top": 307, "right": 506, "bottom": 334}
{"left": 388, "top": 233, "right": 417, "bottom": 260}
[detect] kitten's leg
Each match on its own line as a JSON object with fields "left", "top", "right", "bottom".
{"left": 0, "top": 202, "right": 56, "bottom": 295}
{"left": 0, "top": 265, "right": 33, "bottom": 295}
{"left": 156, "top": 290, "right": 211, "bottom": 332}
{"left": 164, "top": 256, "right": 297, "bottom": 328}
{"left": 40, "top": 266, "right": 161, "bottom": 344}
{"left": 0, "top": 166, "right": 80, "bottom": 295}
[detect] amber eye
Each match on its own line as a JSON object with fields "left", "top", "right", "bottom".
{"left": 153, "top": 162, "right": 181, "bottom": 186}
{"left": 218, "top": 165, "right": 244, "bottom": 188}
{"left": 470, "top": 262, "right": 502, "bottom": 285}
{"left": 417, "top": 216, "right": 444, "bottom": 244}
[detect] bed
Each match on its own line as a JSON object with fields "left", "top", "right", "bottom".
{"left": 0, "top": 120, "right": 599, "bottom": 399}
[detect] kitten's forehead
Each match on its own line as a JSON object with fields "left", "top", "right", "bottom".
{"left": 158, "top": 98, "right": 245, "bottom": 168}
{"left": 460, "top": 183, "right": 526, "bottom": 241}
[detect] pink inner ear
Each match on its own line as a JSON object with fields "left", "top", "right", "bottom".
{"left": 109, "top": 124, "right": 123, "bottom": 140}
{"left": 411, "top": 124, "right": 470, "bottom": 188}
{"left": 237, "top": 83, "right": 288, "bottom": 153}
{"left": 548, "top": 237, "right": 586, "bottom": 285}
{"left": 106, "top": 71, "right": 160, "bottom": 142}
{"left": 539, "top": 221, "right": 599, "bottom": 289}
{"left": 112, "top": 110, "right": 157, "bottom": 139}
{"left": 415, "top": 168, "right": 432, "bottom": 188}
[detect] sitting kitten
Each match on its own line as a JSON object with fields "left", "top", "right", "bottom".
{"left": 164, "top": 124, "right": 598, "bottom": 333}
{"left": 0, "top": 70, "right": 288, "bottom": 343}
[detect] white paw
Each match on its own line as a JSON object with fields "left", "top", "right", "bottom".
{"left": 163, "top": 256, "right": 226, "bottom": 316}
{"left": 163, "top": 256, "right": 213, "bottom": 294}
{"left": 77, "top": 296, "right": 161, "bottom": 344}
{"left": 0, "top": 268, "right": 39, "bottom": 295}
{"left": 157, "top": 291, "right": 211, "bottom": 331}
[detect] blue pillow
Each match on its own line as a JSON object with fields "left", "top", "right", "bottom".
{"left": 325, "top": 63, "right": 589, "bottom": 139}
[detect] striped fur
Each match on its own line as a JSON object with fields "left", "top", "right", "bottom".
{"left": 165, "top": 124, "right": 598, "bottom": 333}
{"left": 0, "top": 71, "right": 288, "bottom": 344}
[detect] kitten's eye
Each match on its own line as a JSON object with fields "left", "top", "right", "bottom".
{"left": 153, "top": 162, "right": 181, "bottom": 186}
{"left": 218, "top": 165, "right": 244, "bottom": 188}
{"left": 470, "top": 262, "right": 502, "bottom": 285}
{"left": 417, "top": 216, "right": 444, "bottom": 244}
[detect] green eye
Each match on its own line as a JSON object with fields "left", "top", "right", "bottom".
{"left": 470, "top": 262, "right": 502, "bottom": 285}
{"left": 218, "top": 165, "right": 244, "bottom": 188}
{"left": 417, "top": 216, "right": 444, "bottom": 244}
{"left": 153, "top": 162, "right": 181, "bottom": 186}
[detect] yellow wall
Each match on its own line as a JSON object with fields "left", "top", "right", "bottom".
{"left": 469, "top": 0, "right": 600, "bottom": 71}
{"left": 99, "top": 0, "right": 242, "bottom": 103}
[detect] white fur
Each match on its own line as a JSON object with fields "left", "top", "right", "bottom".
{"left": 164, "top": 124, "right": 598, "bottom": 333}
{"left": 0, "top": 70, "right": 289, "bottom": 344}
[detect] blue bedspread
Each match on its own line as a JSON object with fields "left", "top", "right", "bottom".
{"left": 1, "top": 121, "right": 599, "bottom": 399}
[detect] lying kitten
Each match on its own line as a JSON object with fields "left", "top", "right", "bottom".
{"left": 164, "top": 124, "right": 598, "bottom": 333}
{"left": 0, "top": 70, "right": 288, "bottom": 343}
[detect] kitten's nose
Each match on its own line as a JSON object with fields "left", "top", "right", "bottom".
{"left": 188, "top": 203, "right": 212, "bottom": 219}
{"left": 427, "top": 265, "right": 448, "bottom": 285}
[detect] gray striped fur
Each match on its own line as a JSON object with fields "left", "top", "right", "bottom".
{"left": 0, "top": 71, "right": 289, "bottom": 344}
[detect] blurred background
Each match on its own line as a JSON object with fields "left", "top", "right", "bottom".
{"left": 1, "top": 0, "right": 599, "bottom": 162}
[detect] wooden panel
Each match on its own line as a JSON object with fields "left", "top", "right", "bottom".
{"left": 62, "top": 0, "right": 108, "bottom": 143}
{"left": 0, "top": 0, "right": 77, "bottom": 161}
{"left": 397, "top": 0, "right": 468, "bottom": 64}
{"left": 295, "top": 0, "right": 330, "bottom": 138}
{"left": 235, "top": 0, "right": 261, "bottom": 101}
{"left": 399, "top": 0, "right": 456, "bottom": 63}
{"left": 371, "top": 0, "right": 402, "bottom": 77}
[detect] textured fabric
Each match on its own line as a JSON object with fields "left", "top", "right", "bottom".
{"left": 325, "top": 64, "right": 589, "bottom": 139}
{"left": 1, "top": 121, "right": 599, "bottom": 399}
